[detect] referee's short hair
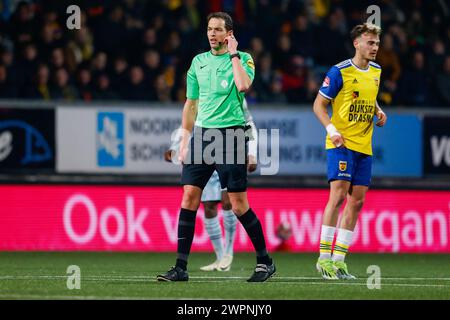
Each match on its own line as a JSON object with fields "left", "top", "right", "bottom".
{"left": 350, "top": 23, "right": 381, "bottom": 41}
{"left": 207, "top": 12, "right": 233, "bottom": 31}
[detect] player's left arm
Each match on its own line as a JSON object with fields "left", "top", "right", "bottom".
{"left": 225, "top": 35, "right": 253, "bottom": 92}
{"left": 375, "top": 100, "right": 387, "bottom": 127}
{"left": 242, "top": 100, "right": 258, "bottom": 172}
{"left": 246, "top": 120, "right": 258, "bottom": 172}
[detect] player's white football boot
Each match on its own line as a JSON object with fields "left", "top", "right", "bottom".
{"left": 200, "top": 260, "right": 220, "bottom": 271}
{"left": 218, "top": 254, "right": 233, "bottom": 271}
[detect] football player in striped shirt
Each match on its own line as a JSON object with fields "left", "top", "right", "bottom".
{"left": 313, "top": 23, "right": 387, "bottom": 280}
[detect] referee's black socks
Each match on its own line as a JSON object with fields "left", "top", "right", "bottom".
{"left": 175, "top": 208, "right": 197, "bottom": 271}
{"left": 238, "top": 208, "right": 272, "bottom": 266}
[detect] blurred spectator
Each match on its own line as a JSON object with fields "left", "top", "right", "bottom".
{"left": 50, "top": 67, "right": 79, "bottom": 101}
{"left": 94, "top": 73, "right": 118, "bottom": 100}
{"left": 154, "top": 73, "right": 172, "bottom": 103}
{"left": 9, "top": 1, "right": 36, "bottom": 45}
{"left": 67, "top": 27, "right": 95, "bottom": 66}
{"left": 377, "top": 33, "right": 402, "bottom": 83}
{"left": 377, "top": 33, "right": 402, "bottom": 105}
{"left": 290, "top": 15, "right": 316, "bottom": 59}
{"left": 272, "top": 33, "right": 292, "bottom": 71}
{"left": 76, "top": 66, "right": 94, "bottom": 102}
{"left": 396, "top": 51, "right": 429, "bottom": 106}
{"left": 0, "top": 45, "right": 18, "bottom": 88}
{"left": 141, "top": 27, "right": 159, "bottom": 52}
{"left": 17, "top": 42, "right": 38, "bottom": 95}
{"left": 428, "top": 39, "right": 446, "bottom": 76}
{"left": 253, "top": 52, "right": 276, "bottom": 102}
{"left": 174, "top": 73, "right": 187, "bottom": 103}
{"left": 315, "top": 10, "right": 349, "bottom": 66}
{"left": 123, "top": 0, "right": 145, "bottom": 29}
{"left": 125, "top": 65, "right": 154, "bottom": 101}
{"left": 435, "top": 56, "right": 450, "bottom": 106}
{"left": 162, "top": 30, "right": 182, "bottom": 67}
{"left": 24, "top": 63, "right": 50, "bottom": 100}
{"left": 142, "top": 49, "right": 162, "bottom": 87}
{"left": 110, "top": 55, "right": 129, "bottom": 96}
{"left": 90, "top": 51, "right": 108, "bottom": 81}
{"left": 0, "top": 64, "right": 17, "bottom": 98}
{"left": 49, "top": 47, "right": 66, "bottom": 71}
{"left": 270, "top": 71, "right": 288, "bottom": 104}
{"left": 39, "top": 22, "right": 62, "bottom": 59}
{"left": 306, "top": 72, "right": 320, "bottom": 102}
{"left": 282, "top": 55, "right": 307, "bottom": 103}
{"left": 248, "top": 37, "right": 264, "bottom": 65}
{"left": 95, "top": 5, "right": 128, "bottom": 55}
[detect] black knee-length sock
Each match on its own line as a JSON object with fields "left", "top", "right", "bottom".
{"left": 237, "top": 208, "right": 272, "bottom": 265}
{"left": 175, "top": 208, "right": 197, "bottom": 271}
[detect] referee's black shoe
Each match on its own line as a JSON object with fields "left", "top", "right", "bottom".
{"left": 247, "top": 262, "right": 276, "bottom": 282}
{"left": 157, "top": 266, "right": 189, "bottom": 282}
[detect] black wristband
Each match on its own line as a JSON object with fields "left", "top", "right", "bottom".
{"left": 229, "top": 52, "right": 241, "bottom": 61}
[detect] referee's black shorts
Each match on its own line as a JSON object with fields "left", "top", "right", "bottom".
{"left": 181, "top": 126, "right": 248, "bottom": 193}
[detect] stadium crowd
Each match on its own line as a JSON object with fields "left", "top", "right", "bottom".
{"left": 0, "top": 0, "right": 449, "bottom": 106}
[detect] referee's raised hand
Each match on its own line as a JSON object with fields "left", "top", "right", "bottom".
{"left": 225, "top": 34, "right": 238, "bottom": 53}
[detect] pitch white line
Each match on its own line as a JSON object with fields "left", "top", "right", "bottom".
{"left": 1, "top": 275, "right": 450, "bottom": 282}
{"left": 192, "top": 276, "right": 450, "bottom": 281}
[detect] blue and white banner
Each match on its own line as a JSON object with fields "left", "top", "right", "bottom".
{"left": 57, "top": 107, "right": 422, "bottom": 177}
{"left": 57, "top": 107, "right": 182, "bottom": 173}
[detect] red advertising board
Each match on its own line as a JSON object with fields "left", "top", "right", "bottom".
{"left": 0, "top": 185, "right": 449, "bottom": 252}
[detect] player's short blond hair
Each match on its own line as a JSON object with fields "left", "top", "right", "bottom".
{"left": 350, "top": 23, "right": 382, "bottom": 41}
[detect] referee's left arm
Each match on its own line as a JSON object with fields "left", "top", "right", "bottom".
{"left": 226, "top": 36, "right": 252, "bottom": 92}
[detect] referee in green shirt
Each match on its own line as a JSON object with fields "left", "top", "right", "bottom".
{"left": 157, "top": 12, "right": 275, "bottom": 283}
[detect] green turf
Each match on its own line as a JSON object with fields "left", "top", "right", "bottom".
{"left": 0, "top": 252, "right": 449, "bottom": 300}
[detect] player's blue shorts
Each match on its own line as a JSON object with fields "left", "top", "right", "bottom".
{"left": 327, "top": 147, "right": 372, "bottom": 186}
{"left": 201, "top": 171, "right": 225, "bottom": 202}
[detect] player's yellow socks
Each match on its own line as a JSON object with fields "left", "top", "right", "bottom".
{"left": 332, "top": 228, "right": 354, "bottom": 262}
{"left": 319, "top": 225, "right": 336, "bottom": 260}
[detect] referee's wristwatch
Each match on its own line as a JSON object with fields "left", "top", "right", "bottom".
{"left": 229, "top": 52, "right": 241, "bottom": 61}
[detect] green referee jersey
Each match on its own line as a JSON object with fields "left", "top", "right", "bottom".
{"left": 186, "top": 50, "right": 255, "bottom": 128}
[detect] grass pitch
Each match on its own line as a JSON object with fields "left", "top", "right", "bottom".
{"left": 0, "top": 252, "right": 449, "bottom": 300}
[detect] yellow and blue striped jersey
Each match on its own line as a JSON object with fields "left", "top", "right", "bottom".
{"left": 319, "top": 59, "right": 382, "bottom": 155}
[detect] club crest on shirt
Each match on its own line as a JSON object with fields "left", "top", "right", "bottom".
{"left": 322, "top": 76, "right": 330, "bottom": 87}
{"left": 221, "top": 80, "right": 228, "bottom": 88}
{"left": 339, "top": 161, "right": 347, "bottom": 171}
{"left": 352, "top": 91, "right": 359, "bottom": 99}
